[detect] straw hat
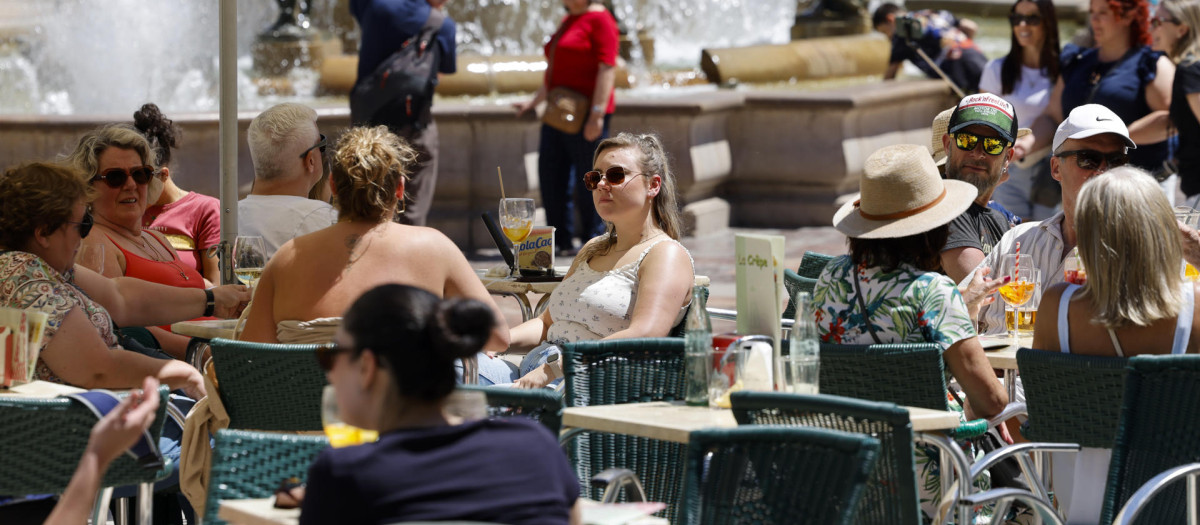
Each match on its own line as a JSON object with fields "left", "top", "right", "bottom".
{"left": 834, "top": 144, "right": 978, "bottom": 239}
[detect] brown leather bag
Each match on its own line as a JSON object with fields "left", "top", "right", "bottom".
{"left": 543, "top": 87, "right": 589, "bottom": 134}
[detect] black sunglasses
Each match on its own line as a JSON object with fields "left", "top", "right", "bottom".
{"left": 582, "top": 166, "right": 647, "bottom": 191}
{"left": 64, "top": 211, "right": 94, "bottom": 239}
{"left": 91, "top": 165, "right": 155, "bottom": 188}
{"left": 1055, "top": 149, "right": 1129, "bottom": 171}
{"left": 953, "top": 131, "right": 1009, "bottom": 156}
{"left": 315, "top": 342, "right": 349, "bottom": 371}
{"left": 299, "top": 134, "right": 327, "bottom": 159}
{"left": 1009, "top": 13, "right": 1042, "bottom": 26}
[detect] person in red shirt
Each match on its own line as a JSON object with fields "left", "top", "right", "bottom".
{"left": 516, "top": 0, "right": 618, "bottom": 256}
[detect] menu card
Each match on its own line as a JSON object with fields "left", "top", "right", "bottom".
{"left": 0, "top": 308, "right": 48, "bottom": 387}
{"left": 734, "top": 233, "right": 786, "bottom": 390}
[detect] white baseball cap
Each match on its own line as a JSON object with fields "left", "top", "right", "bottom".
{"left": 1052, "top": 104, "right": 1137, "bottom": 153}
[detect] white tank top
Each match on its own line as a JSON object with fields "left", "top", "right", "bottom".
{"left": 1057, "top": 284, "right": 1194, "bottom": 356}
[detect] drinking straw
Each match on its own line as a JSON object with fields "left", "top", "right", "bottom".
{"left": 1015, "top": 241, "right": 1021, "bottom": 258}
{"left": 497, "top": 167, "right": 506, "bottom": 200}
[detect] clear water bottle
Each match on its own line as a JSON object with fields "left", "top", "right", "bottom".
{"left": 684, "top": 286, "right": 712, "bottom": 406}
{"left": 788, "top": 291, "right": 820, "bottom": 395}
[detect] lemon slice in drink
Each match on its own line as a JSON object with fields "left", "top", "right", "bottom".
{"left": 715, "top": 380, "right": 745, "bottom": 409}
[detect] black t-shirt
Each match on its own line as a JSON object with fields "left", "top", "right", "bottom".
{"left": 943, "top": 202, "right": 1011, "bottom": 256}
{"left": 300, "top": 418, "right": 579, "bottom": 525}
{"left": 1173, "top": 61, "right": 1200, "bottom": 196}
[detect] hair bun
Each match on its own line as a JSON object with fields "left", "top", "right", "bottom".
{"left": 430, "top": 298, "right": 494, "bottom": 359}
{"left": 132, "top": 103, "right": 180, "bottom": 159}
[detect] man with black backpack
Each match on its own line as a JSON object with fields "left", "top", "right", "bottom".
{"left": 350, "top": 0, "right": 456, "bottom": 227}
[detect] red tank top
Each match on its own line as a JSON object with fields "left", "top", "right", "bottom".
{"left": 106, "top": 232, "right": 205, "bottom": 289}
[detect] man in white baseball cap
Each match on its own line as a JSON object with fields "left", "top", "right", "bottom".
{"left": 967, "top": 103, "right": 1134, "bottom": 334}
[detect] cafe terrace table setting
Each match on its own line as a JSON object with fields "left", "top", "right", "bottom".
{"left": 477, "top": 268, "right": 711, "bottom": 322}
{"left": 217, "top": 497, "right": 671, "bottom": 525}
{"left": 979, "top": 334, "right": 1030, "bottom": 402}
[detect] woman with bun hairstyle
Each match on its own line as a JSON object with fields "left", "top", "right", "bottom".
{"left": 240, "top": 126, "right": 510, "bottom": 356}
{"left": 134, "top": 103, "right": 223, "bottom": 284}
{"left": 299, "top": 284, "right": 581, "bottom": 525}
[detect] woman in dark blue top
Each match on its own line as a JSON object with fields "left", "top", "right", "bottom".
{"left": 1021, "top": 0, "right": 1175, "bottom": 174}
{"left": 299, "top": 284, "right": 581, "bottom": 525}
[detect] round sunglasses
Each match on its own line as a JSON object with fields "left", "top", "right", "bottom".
{"left": 954, "top": 132, "right": 1009, "bottom": 156}
{"left": 90, "top": 165, "right": 155, "bottom": 188}
{"left": 1054, "top": 149, "right": 1129, "bottom": 171}
{"left": 582, "top": 166, "right": 647, "bottom": 191}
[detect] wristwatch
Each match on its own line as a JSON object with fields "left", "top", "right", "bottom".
{"left": 546, "top": 352, "right": 563, "bottom": 381}
{"left": 203, "top": 289, "right": 216, "bottom": 317}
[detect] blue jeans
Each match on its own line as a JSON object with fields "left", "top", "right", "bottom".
{"left": 457, "top": 345, "right": 563, "bottom": 387}
{"left": 537, "top": 116, "right": 611, "bottom": 252}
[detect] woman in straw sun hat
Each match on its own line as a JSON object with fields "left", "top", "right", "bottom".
{"left": 813, "top": 144, "right": 1010, "bottom": 519}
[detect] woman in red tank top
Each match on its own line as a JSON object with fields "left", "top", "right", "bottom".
{"left": 68, "top": 123, "right": 208, "bottom": 359}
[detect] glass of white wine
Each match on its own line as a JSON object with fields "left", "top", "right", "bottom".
{"left": 232, "top": 235, "right": 266, "bottom": 287}
{"left": 499, "top": 198, "right": 534, "bottom": 276}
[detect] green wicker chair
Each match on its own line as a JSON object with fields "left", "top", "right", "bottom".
{"left": 730, "top": 391, "right": 920, "bottom": 525}
{"left": 1098, "top": 355, "right": 1200, "bottom": 524}
{"left": 819, "top": 342, "right": 987, "bottom": 438}
{"left": 668, "top": 285, "right": 709, "bottom": 338}
{"left": 561, "top": 337, "right": 688, "bottom": 523}
{"left": 0, "top": 386, "right": 172, "bottom": 495}
{"left": 202, "top": 429, "right": 329, "bottom": 525}
{"left": 797, "top": 251, "right": 835, "bottom": 279}
{"left": 682, "top": 426, "right": 879, "bottom": 525}
{"left": 1017, "top": 348, "right": 1128, "bottom": 449}
{"left": 209, "top": 338, "right": 329, "bottom": 431}
{"left": 458, "top": 384, "right": 564, "bottom": 434}
{"left": 781, "top": 269, "right": 818, "bottom": 321}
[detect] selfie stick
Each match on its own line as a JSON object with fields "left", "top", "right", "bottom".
{"left": 910, "top": 44, "right": 966, "bottom": 99}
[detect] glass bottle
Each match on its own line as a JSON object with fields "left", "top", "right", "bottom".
{"left": 683, "top": 286, "right": 712, "bottom": 406}
{"left": 788, "top": 291, "right": 820, "bottom": 395}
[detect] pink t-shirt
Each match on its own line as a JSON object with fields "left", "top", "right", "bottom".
{"left": 143, "top": 191, "right": 221, "bottom": 275}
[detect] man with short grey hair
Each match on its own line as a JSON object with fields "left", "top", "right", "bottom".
{"left": 239, "top": 102, "right": 337, "bottom": 258}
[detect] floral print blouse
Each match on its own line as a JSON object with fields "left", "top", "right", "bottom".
{"left": 0, "top": 251, "right": 118, "bottom": 383}
{"left": 812, "top": 255, "right": 976, "bottom": 350}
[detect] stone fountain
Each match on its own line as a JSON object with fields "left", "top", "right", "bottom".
{"left": 0, "top": 0, "right": 955, "bottom": 251}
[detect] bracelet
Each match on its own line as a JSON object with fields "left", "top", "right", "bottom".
{"left": 591, "top": 104, "right": 605, "bottom": 114}
{"left": 203, "top": 288, "right": 215, "bottom": 317}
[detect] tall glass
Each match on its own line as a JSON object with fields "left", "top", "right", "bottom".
{"left": 76, "top": 244, "right": 104, "bottom": 274}
{"left": 1064, "top": 247, "right": 1086, "bottom": 285}
{"left": 1006, "top": 268, "right": 1041, "bottom": 336}
{"left": 232, "top": 235, "right": 267, "bottom": 287}
{"left": 999, "top": 262, "right": 1037, "bottom": 342}
{"left": 499, "top": 198, "right": 535, "bottom": 276}
{"left": 1175, "top": 207, "right": 1200, "bottom": 281}
{"left": 321, "top": 385, "right": 377, "bottom": 448}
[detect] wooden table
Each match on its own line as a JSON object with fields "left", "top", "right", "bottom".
{"left": 980, "top": 334, "right": 1030, "bottom": 402}
{"left": 0, "top": 380, "right": 86, "bottom": 398}
{"left": 218, "top": 497, "right": 670, "bottom": 525}
{"left": 171, "top": 319, "right": 239, "bottom": 340}
{"left": 561, "top": 401, "right": 963, "bottom": 444}
{"left": 218, "top": 498, "right": 298, "bottom": 525}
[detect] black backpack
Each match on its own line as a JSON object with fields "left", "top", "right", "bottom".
{"left": 350, "top": 8, "right": 446, "bottom": 132}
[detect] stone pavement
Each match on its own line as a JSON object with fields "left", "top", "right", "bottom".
{"left": 470, "top": 225, "right": 849, "bottom": 333}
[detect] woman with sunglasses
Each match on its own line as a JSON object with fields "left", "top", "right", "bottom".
{"left": 134, "top": 103, "right": 223, "bottom": 284}
{"left": 979, "top": 0, "right": 1061, "bottom": 221}
{"left": 505, "top": 132, "right": 694, "bottom": 389}
{"left": 1022, "top": 0, "right": 1175, "bottom": 177}
{"left": 0, "top": 162, "right": 248, "bottom": 398}
{"left": 1151, "top": 0, "right": 1200, "bottom": 204}
{"left": 1031, "top": 166, "right": 1200, "bottom": 521}
{"left": 299, "top": 284, "right": 580, "bottom": 525}
{"left": 239, "top": 126, "right": 509, "bottom": 355}
{"left": 66, "top": 124, "right": 210, "bottom": 360}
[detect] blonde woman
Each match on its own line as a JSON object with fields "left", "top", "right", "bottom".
{"left": 1032, "top": 166, "right": 1200, "bottom": 522}
{"left": 1151, "top": 0, "right": 1200, "bottom": 202}
{"left": 507, "top": 132, "right": 695, "bottom": 388}
{"left": 239, "top": 126, "right": 510, "bottom": 355}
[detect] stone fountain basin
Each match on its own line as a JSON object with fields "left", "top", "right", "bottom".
{"left": 0, "top": 79, "right": 955, "bottom": 252}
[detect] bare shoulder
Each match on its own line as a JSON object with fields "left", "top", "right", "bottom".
{"left": 639, "top": 239, "right": 693, "bottom": 280}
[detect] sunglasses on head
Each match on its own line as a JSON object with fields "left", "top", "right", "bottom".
{"left": 954, "top": 131, "right": 1009, "bottom": 156}
{"left": 64, "top": 211, "right": 94, "bottom": 239}
{"left": 299, "top": 134, "right": 327, "bottom": 160}
{"left": 582, "top": 166, "right": 646, "bottom": 191}
{"left": 1055, "top": 149, "right": 1129, "bottom": 171}
{"left": 91, "top": 165, "right": 155, "bottom": 188}
{"left": 1009, "top": 13, "right": 1042, "bottom": 26}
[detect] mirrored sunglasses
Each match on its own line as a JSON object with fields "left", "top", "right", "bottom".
{"left": 1055, "top": 149, "right": 1129, "bottom": 171}
{"left": 91, "top": 165, "right": 155, "bottom": 188}
{"left": 954, "top": 131, "right": 1009, "bottom": 156}
{"left": 1009, "top": 13, "right": 1042, "bottom": 26}
{"left": 64, "top": 211, "right": 94, "bottom": 238}
{"left": 582, "top": 166, "right": 646, "bottom": 191}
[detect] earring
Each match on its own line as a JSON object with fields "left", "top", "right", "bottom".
{"left": 397, "top": 198, "right": 407, "bottom": 214}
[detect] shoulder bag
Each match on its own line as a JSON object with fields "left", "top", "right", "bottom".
{"left": 541, "top": 24, "right": 591, "bottom": 135}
